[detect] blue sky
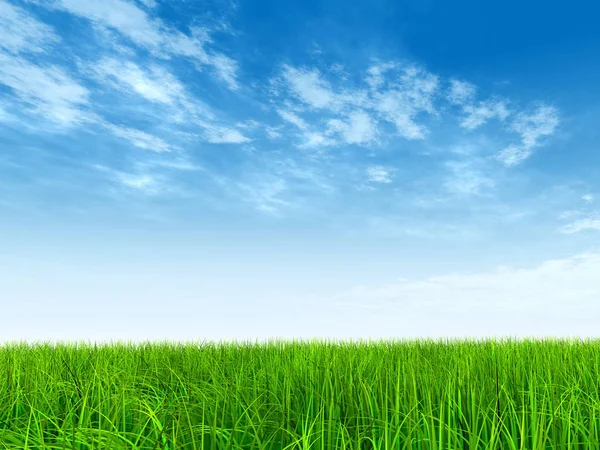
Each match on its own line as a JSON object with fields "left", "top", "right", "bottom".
{"left": 2, "top": 0, "right": 600, "bottom": 344}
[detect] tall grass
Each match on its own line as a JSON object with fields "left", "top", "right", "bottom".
{"left": 1, "top": 336, "right": 599, "bottom": 449}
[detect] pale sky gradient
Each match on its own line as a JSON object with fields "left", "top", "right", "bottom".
{"left": 2, "top": 0, "right": 600, "bottom": 345}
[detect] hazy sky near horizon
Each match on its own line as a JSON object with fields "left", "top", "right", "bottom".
{"left": 2, "top": 0, "right": 600, "bottom": 345}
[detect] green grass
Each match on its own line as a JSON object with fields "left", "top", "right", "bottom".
{"left": 1, "top": 336, "right": 600, "bottom": 449}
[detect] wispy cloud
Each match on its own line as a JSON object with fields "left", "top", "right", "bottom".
{"left": 448, "top": 79, "right": 559, "bottom": 166}
{"left": 0, "top": 52, "right": 95, "bottom": 127}
{"left": 26, "top": 0, "right": 240, "bottom": 89}
{"left": 87, "top": 56, "right": 217, "bottom": 124}
{"left": 91, "top": 58, "right": 187, "bottom": 105}
{"left": 512, "top": 105, "right": 560, "bottom": 148}
{"left": 0, "top": 1, "right": 98, "bottom": 127}
{"left": 276, "top": 107, "right": 340, "bottom": 148}
{"left": 447, "top": 79, "right": 476, "bottom": 105}
{"left": 272, "top": 61, "right": 439, "bottom": 146}
{"left": 460, "top": 100, "right": 510, "bottom": 130}
{"left": 366, "top": 166, "right": 392, "bottom": 183}
{"left": 583, "top": 194, "right": 595, "bottom": 203}
{"left": 325, "top": 111, "right": 378, "bottom": 145}
{"left": 214, "top": 155, "right": 337, "bottom": 216}
{"left": 448, "top": 79, "right": 510, "bottom": 130}
{"left": 200, "top": 123, "right": 251, "bottom": 144}
{"left": 237, "top": 177, "right": 292, "bottom": 216}
{"left": 118, "top": 172, "right": 158, "bottom": 191}
{"left": 94, "top": 163, "right": 191, "bottom": 197}
{"left": 134, "top": 155, "right": 203, "bottom": 172}
{"left": 273, "top": 62, "right": 561, "bottom": 172}
{"left": 0, "top": 0, "right": 569, "bottom": 232}
{"left": 0, "top": 0, "right": 59, "bottom": 54}
{"left": 265, "top": 126, "right": 282, "bottom": 139}
{"left": 0, "top": 1, "right": 248, "bottom": 155}
{"left": 277, "top": 109, "right": 309, "bottom": 130}
{"left": 281, "top": 65, "right": 341, "bottom": 110}
{"left": 235, "top": 119, "right": 260, "bottom": 130}
{"left": 494, "top": 144, "right": 531, "bottom": 167}
{"left": 560, "top": 213, "right": 600, "bottom": 234}
{"left": 103, "top": 124, "right": 176, "bottom": 152}
{"left": 299, "top": 132, "right": 337, "bottom": 148}
{"left": 496, "top": 105, "right": 559, "bottom": 167}
{"left": 443, "top": 159, "right": 495, "bottom": 196}
{"left": 331, "top": 252, "right": 600, "bottom": 325}
{"left": 372, "top": 66, "right": 439, "bottom": 139}
{"left": 365, "top": 62, "right": 398, "bottom": 91}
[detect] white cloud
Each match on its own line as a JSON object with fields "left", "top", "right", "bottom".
{"left": 104, "top": 124, "right": 175, "bottom": 152}
{"left": 218, "top": 157, "right": 336, "bottom": 217}
{"left": 277, "top": 109, "right": 309, "bottom": 130}
{"left": 495, "top": 105, "right": 559, "bottom": 167}
{"left": 374, "top": 91, "right": 427, "bottom": 139}
{"left": 366, "top": 166, "right": 392, "bottom": 183}
{"left": 397, "top": 66, "right": 439, "bottom": 112}
{"left": 331, "top": 252, "right": 600, "bottom": 332}
{"left": 372, "top": 66, "right": 438, "bottom": 140}
{"left": 560, "top": 215, "right": 600, "bottom": 234}
{"left": 494, "top": 144, "right": 532, "bottom": 167}
{"left": 91, "top": 58, "right": 187, "bottom": 105}
{"left": 91, "top": 58, "right": 245, "bottom": 139}
{"left": 85, "top": 56, "right": 216, "bottom": 125}
{"left": 136, "top": 156, "right": 202, "bottom": 172}
{"left": 299, "top": 132, "right": 337, "bottom": 148}
{"left": 28, "top": 0, "right": 239, "bottom": 89}
{"left": 330, "top": 63, "right": 347, "bottom": 78}
{"left": 274, "top": 61, "right": 561, "bottom": 161}
{"left": 0, "top": 52, "right": 94, "bottom": 126}
{"left": 265, "top": 126, "right": 281, "bottom": 139}
{"left": 281, "top": 65, "right": 338, "bottom": 110}
{"left": 365, "top": 62, "right": 397, "bottom": 90}
{"left": 444, "top": 159, "right": 495, "bottom": 195}
{"left": 583, "top": 194, "right": 595, "bottom": 203}
{"left": 238, "top": 177, "right": 292, "bottom": 215}
{"left": 118, "top": 173, "right": 157, "bottom": 190}
{"left": 201, "top": 124, "right": 251, "bottom": 143}
{"left": 235, "top": 119, "right": 260, "bottom": 130}
{"left": 447, "top": 79, "right": 476, "bottom": 105}
{"left": 275, "top": 62, "right": 438, "bottom": 142}
{"left": 460, "top": 100, "right": 509, "bottom": 130}
{"left": 326, "top": 110, "right": 378, "bottom": 144}
{"left": 112, "top": 170, "right": 186, "bottom": 197}
{"left": 558, "top": 209, "right": 584, "bottom": 220}
{"left": 0, "top": 0, "right": 60, "bottom": 54}
{"left": 512, "top": 105, "right": 559, "bottom": 149}
{"left": 207, "top": 53, "right": 239, "bottom": 91}
{"left": 448, "top": 79, "right": 510, "bottom": 130}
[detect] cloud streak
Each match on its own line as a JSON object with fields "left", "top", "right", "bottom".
{"left": 331, "top": 252, "right": 600, "bottom": 327}
{"left": 91, "top": 58, "right": 188, "bottom": 105}
{"left": 103, "top": 124, "right": 176, "bottom": 152}
{"left": 25, "top": 0, "right": 240, "bottom": 89}
{"left": 560, "top": 213, "right": 600, "bottom": 234}
{"left": 0, "top": 0, "right": 60, "bottom": 54}
{"left": 0, "top": 52, "right": 95, "bottom": 127}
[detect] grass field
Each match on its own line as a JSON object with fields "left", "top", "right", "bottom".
{"left": 1, "top": 336, "right": 599, "bottom": 449}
